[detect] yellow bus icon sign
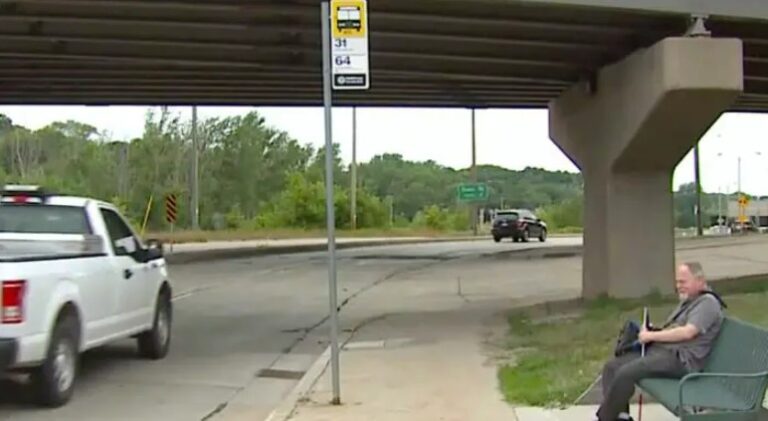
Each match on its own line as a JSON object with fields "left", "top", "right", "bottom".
{"left": 332, "top": 0, "right": 367, "bottom": 38}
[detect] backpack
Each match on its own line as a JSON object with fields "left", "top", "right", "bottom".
{"left": 614, "top": 320, "right": 643, "bottom": 357}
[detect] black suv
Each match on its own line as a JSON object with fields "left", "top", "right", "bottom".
{"left": 491, "top": 209, "right": 547, "bottom": 243}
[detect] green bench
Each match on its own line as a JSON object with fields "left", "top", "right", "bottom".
{"left": 637, "top": 317, "right": 768, "bottom": 421}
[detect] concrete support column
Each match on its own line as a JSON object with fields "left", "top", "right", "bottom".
{"left": 550, "top": 37, "right": 743, "bottom": 298}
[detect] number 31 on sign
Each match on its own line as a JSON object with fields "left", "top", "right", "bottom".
{"left": 330, "top": 0, "right": 370, "bottom": 90}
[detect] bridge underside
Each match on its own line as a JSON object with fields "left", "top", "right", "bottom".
{"left": 0, "top": 0, "right": 767, "bottom": 110}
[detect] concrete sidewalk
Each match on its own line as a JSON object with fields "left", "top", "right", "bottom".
{"left": 277, "top": 308, "right": 681, "bottom": 421}
{"left": 280, "top": 308, "right": 519, "bottom": 421}
{"left": 260, "top": 236, "right": 768, "bottom": 421}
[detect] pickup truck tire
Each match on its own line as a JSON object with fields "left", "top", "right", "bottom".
{"left": 31, "top": 312, "right": 80, "bottom": 408}
{"left": 137, "top": 290, "right": 172, "bottom": 360}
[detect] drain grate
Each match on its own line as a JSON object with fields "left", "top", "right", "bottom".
{"left": 257, "top": 368, "right": 306, "bottom": 380}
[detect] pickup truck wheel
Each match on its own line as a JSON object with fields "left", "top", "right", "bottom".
{"left": 32, "top": 313, "right": 79, "bottom": 408}
{"left": 137, "top": 291, "right": 172, "bottom": 360}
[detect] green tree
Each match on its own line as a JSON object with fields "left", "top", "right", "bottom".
{"left": 0, "top": 108, "right": 597, "bottom": 235}
{"left": 537, "top": 196, "right": 583, "bottom": 231}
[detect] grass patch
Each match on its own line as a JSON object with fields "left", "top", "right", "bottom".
{"left": 142, "top": 228, "right": 476, "bottom": 244}
{"left": 498, "top": 278, "right": 768, "bottom": 408}
{"left": 551, "top": 226, "right": 584, "bottom": 234}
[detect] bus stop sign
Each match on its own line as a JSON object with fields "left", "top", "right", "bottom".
{"left": 330, "top": 0, "right": 370, "bottom": 90}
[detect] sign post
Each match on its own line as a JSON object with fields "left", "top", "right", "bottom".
{"left": 738, "top": 195, "right": 750, "bottom": 224}
{"left": 322, "top": 1, "right": 369, "bottom": 404}
{"left": 165, "top": 193, "right": 178, "bottom": 253}
{"left": 321, "top": 1, "right": 342, "bottom": 406}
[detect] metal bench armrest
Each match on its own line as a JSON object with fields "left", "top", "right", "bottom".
{"left": 678, "top": 371, "right": 768, "bottom": 411}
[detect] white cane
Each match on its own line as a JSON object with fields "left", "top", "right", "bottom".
{"left": 638, "top": 306, "right": 649, "bottom": 421}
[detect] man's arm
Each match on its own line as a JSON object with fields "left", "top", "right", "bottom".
{"left": 639, "top": 296, "right": 721, "bottom": 344}
{"left": 640, "top": 324, "right": 698, "bottom": 343}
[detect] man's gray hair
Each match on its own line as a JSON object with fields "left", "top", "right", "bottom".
{"left": 683, "top": 261, "right": 706, "bottom": 280}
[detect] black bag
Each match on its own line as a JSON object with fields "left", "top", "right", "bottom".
{"left": 614, "top": 320, "right": 642, "bottom": 357}
{"left": 614, "top": 318, "right": 660, "bottom": 357}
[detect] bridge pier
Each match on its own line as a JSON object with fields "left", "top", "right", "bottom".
{"left": 549, "top": 37, "right": 744, "bottom": 298}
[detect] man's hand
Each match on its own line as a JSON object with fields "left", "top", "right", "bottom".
{"left": 638, "top": 326, "right": 656, "bottom": 344}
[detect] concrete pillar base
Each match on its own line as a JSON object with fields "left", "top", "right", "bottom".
{"left": 550, "top": 37, "right": 744, "bottom": 299}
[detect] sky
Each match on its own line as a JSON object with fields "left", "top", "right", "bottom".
{"left": 1, "top": 105, "right": 767, "bottom": 196}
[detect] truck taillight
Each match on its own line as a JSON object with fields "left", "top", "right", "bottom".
{"left": 2, "top": 280, "right": 26, "bottom": 324}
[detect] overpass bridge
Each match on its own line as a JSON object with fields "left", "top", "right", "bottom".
{"left": 0, "top": 0, "right": 766, "bottom": 298}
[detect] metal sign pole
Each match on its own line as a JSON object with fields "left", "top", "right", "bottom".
{"left": 471, "top": 108, "right": 478, "bottom": 236}
{"left": 321, "top": 0, "right": 341, "bottom": 405}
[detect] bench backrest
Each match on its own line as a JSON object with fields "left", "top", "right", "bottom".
{"left": 703, "top": 316, "right": 768, "bottom": 408}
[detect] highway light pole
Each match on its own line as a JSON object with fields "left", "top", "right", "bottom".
{"left": 471, "top": 108, "right": 478, "bottom": 236}
{"left": 191, "top": 105, "right": 200, "bottom": 230}
{"left": 717, "top": 150, "right": 761, "bottom": 229}
{"left": 694, "top": 142, "right": 703, "bottom": 236}
{"left": 351, "top": 107, "right": 357, "bottom": 230}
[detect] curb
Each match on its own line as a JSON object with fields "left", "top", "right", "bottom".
{"left": 164, "top": 236, "right": 493, "bottom": 265}
{"left": 264, "top": 346, "right": 332, "bottom": 421}
{"left": 482, "top": 245, "right": 583, "bottom": 260}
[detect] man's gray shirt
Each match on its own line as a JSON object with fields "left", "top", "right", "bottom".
{"left": 658, "top": 293, "right": 724, "bottom": 372}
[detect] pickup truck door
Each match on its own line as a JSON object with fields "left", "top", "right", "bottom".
{"left": 99, "top": 208, "right": 155, "bottom": 333}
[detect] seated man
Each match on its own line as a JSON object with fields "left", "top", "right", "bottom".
{"left": 595, "top": 261, "right": 725, "bottom": 421}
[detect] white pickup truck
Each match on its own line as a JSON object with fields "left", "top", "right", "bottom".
{"left": 0, "top": 185, "right": 173, "bottom": 407}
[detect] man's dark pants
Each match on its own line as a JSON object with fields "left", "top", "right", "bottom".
{"left": 598, "top": 346, "right": 688, "bottom": 421}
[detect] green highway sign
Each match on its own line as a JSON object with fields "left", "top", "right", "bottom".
{"left": 457, "top": 183, "right": 489, "bottom": 202}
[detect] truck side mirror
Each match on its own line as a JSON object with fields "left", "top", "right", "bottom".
{"left": 145, "top": 239, "right": 164, "bottom": 261}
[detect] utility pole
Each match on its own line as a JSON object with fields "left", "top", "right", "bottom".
{"left": 738, "top": 156, "right": 743, "bottom": 227}
{"left": 471, "top": 108, "right": 478, "bottom": 236}
{"left": 694, "top": 143, "right": 703, "bottom": 236}
{"left": 191, "top": 105, "right": 200, "bottom": 230}
{"left": 118, "top": 142, "right": 128, "bottom": 199}
{"left": 738, "top": 156, "right": 742, "bottom": 196}
{"left": 351, "top": 107, "right": 357, "bottom": 230}
{"left": 718, "top": 185, "right": 723, "bottom": 228}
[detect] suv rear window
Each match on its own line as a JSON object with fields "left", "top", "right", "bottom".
{"left": 0, "top": 204, "right": 91, "bottom": 234}
{"left": 495, "top": 212, "right": 519, "bottom": 221}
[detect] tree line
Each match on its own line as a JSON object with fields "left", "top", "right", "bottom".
{"left": 1, "top": 108, "right": 727, "bottom": 233}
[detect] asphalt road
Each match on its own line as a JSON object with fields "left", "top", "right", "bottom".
{"left": 0, "top": 237, "right": 580, "bottom": 421}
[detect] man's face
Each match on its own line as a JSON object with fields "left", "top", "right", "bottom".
{"left": 676, "top": 265, "right": 704, "bottom": 301}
